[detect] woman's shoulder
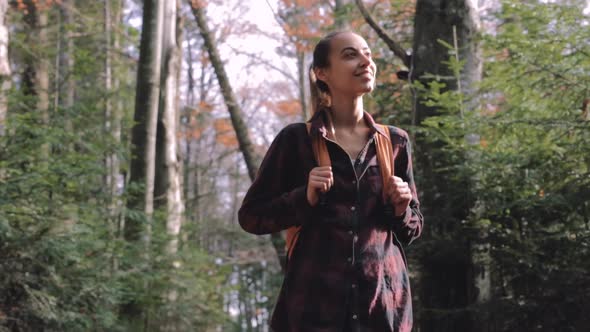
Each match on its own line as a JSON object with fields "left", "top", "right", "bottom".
{"left": 381, "top": 124, "right": 410, "bottom": 147}
{"left": 276, "top": 122, "right": 308, "bottom": 139}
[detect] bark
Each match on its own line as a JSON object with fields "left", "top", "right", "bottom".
{"left": 160, "top": 0, "right": 184, "bottom": 256}
{"left": 105, "top": 0, "right": 124, "bottom": 272}
{"left": 411, "top": 1, "right": 484, "bottom": 331}
{"left": 104, "top": 0, "right": 116, "bottom": 222}
{"left": 296, "top": 50, "right": 308, "bottom": 121}
{"left": 38, "top": 12, "right": 49, "bottom": 161}
{"left": 23, "top": 3, "right": 50, "bottom": 161}
{"left": 189, "top": 3, "right": 288, "bottom": 272}
{"left": 122, "top": 0, "right": 164, "bottom": 325}
{"left": 112, "top": 0, "right": 124, "bottom": 240}
{"left": 61, "top": 0, "right": 75, "bottom": 134}
{"left": 0, "top": 0, "right": 10, "bottom": 137}
{"left": 125, "top": 0, "right": 164, "bottom": 241}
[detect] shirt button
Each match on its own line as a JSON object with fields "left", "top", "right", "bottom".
{"left": 348, "top": 230, "right": 353, "bottom": 235}
{"left": 351, "top": 206, "right": 356, "bottom": 211}
{"left": 351, "top": 283, "right": 357, "bottom": 289}
{"left": 347, "top": 257, "right": 352, "bottom": 263}
{"left": 352, "top": 180, "right": 356, "bottom": 184}
{"left": 353, "top": 235, "right": 358, "bottom": 243}
{"left": 352, "top": 314, "right": 358, "bottom": 320}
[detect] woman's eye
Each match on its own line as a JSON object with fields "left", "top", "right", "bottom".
{"left": 344, "top": 53, "right": 356, "bottom": 58}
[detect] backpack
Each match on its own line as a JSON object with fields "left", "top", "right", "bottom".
{"left": 284, "top": 122, "right": 396, "bottom": 260}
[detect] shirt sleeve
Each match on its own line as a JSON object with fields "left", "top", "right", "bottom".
{"left": 387, "top": 128, "right": 424, "bottom": 246}
{"left": 238, "top": 124, "right": 314, "bottom": 235}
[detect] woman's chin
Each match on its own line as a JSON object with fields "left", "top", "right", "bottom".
{"left": 359, "top": 85, "right": 374, "bottom": 94}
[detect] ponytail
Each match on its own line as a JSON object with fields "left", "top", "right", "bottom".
{"left": 308, "top": 65, "right": 331, "bottom": 118}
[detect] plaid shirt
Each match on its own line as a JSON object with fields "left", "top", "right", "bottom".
{"left": 239, "top": 110, "right": 424, "bottom": 332}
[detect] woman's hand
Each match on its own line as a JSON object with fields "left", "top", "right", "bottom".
{"left": 387, "top": 176, "right": 412, "bottom": 217}
{"left": 307, "top": 166, "right": 333, "bottom": 206}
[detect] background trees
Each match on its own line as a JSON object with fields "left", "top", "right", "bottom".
{"left": 0, "top": 0, "right": 588, "bottom": 331}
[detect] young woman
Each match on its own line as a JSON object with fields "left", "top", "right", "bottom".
{"left": 238, "top": 31, "right": 424, "bottom": 332}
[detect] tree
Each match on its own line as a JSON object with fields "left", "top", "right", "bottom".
{"left": 0, "top": 0, "right": 9, "bottom": 137}
{"left": 159, "top": 0, "right": 184, "bottom": 258}
{"left": 189, "top": 0, "right": 299, "bottom": 273}
{"left": 410, "top": 1, "right": 483, "bottom": 331}
{"left": 122, "top": 0, "right": 164, "bottom": 326}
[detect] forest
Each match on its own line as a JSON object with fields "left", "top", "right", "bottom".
{"left": 0, "top": 0, "right": 589, "bottom": 331}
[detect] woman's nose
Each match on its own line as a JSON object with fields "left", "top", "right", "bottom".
{"left": 359, "top": 54, "right": 371, "bottom": 67}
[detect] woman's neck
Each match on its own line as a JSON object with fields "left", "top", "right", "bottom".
{"left": 329, "top": 95, "right": 365, "bottom": 131}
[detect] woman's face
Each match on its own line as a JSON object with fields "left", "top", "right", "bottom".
{"left": 316, "top": 33, "right": 377, "bottom": 97}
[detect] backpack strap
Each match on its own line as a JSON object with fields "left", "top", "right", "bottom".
{"left": 374, "top": 124, "right": 395, "bottom": 204}
{"left": 285, "top": 123, "right": 331, "bottom": 260}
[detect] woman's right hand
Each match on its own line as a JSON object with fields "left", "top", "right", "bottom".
{"left": 307, "top": 166, "right": 333, "bottom": 206}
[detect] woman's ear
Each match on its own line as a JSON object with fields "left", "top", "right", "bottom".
{"left": 315, "top": 67, "right": 329, "bottom": 83}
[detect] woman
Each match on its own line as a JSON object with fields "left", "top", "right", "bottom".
{"left": 238, "top": 31, "right": 424, "bottom": 332}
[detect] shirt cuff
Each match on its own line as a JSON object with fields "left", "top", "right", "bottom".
{"left": 386, "top": 204, "right": 411, "bottom": 224}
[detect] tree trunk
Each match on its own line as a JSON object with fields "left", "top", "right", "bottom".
{"left": 296, "top": 50, "right": 308, "bottom": 121}
{"left": 160, "top": 0, "right": 184, "bottom": 257}
{"left": 104, "top": 0, "right": 116, "bottom": 227}
{"left": 189, "top": 3, "right": 289, "bottom": 271}
{"left": 24, "top": 3, "right": 50, "bottom": 162}
{"left": 125, "top": 0, "right": 164, "bottom": 241}
{"left": 411, "top": 1, "right": 484, "bottom": 331}
{"left": 112, "top": 0, "right": 124, "bottom": 241}
{"left": 61, "top": 0, "right": 75, "bottom": 137}
{"left": 0, "top": 0, "right": 10, "bottom": 137}
{"left": 122, "top": 0, "right": 164, "bottom": 325}
{"left": 189, "top": 3, "right": 259, "bottom": 181}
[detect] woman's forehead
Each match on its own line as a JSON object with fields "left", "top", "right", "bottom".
{"left": 330, "top": 33, "right": 370, "bottom": 52}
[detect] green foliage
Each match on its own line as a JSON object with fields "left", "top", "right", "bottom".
{"left": 0, "top": 3, "right": 230, "bottom": 330}
{"left": 0, "top": 92, "right": 123, "bottom": 330}
{"left": 415, "top": 0, "right": 590, "bottom": 330}
{"left": 0, "top": 99, "right": 230, "bottom": 330}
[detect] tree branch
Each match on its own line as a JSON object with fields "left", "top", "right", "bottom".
{"left": 354, "top": 0, "right": 410, "bottom": 68}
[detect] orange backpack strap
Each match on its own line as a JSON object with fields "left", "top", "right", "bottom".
{"left": 285, "top": 123, "right": 331, "bottom": 260}
{"left": 375, "top": 124, "right": 395, "bottom": 204}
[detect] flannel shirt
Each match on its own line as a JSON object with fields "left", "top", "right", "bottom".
{"left": 239, "top": 110, "right": 424, "bottom": 332}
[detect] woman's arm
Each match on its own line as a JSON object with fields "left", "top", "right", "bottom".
{"left": 388, "top": 128, "right": 424, "bottom": 246}
{"left": 238, "top": 124, "right": 314, "bottom": 235}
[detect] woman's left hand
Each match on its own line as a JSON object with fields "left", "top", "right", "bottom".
{"left": 387, "top": 176, "right": 412, "bottom": 217}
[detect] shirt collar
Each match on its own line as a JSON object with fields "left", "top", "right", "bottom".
{"left": 308, "top": 108, "right": 389, "bottom": 141}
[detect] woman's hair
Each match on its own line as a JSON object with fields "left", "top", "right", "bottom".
{"left": 309, "top": 31, "right": 350, "bottom": 118}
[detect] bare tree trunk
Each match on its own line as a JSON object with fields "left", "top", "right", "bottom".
{"left": 123, "top": 0, "right": 164, "bottom": 326}
{"left": 189, "top": 2, "right": 288, "bottom": 272}
{"left": 34, "top": 7, "right": 49, "bottom": 162}
{"left": 104, "top": 0, "right": 115, "bottom": 226}
{"left": 0, "top": 0, "right": 10, "bottom": 137}
{"left": 411, "top": 1, "right": 484, "bottom": 331}
{"left": 61, "top": 0, "right": 75, "bottom": 135}
{"left": 113, "top": 0, "right": 124, "bottom": 242}
{"left": 296, "top": 50, "right": 308, "bottom": 121}
{"left": 125, "top": 0, "right": 164, "bottom": 240}
{"left": 161, "top": 0, "right": 184, "bottom": 257}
